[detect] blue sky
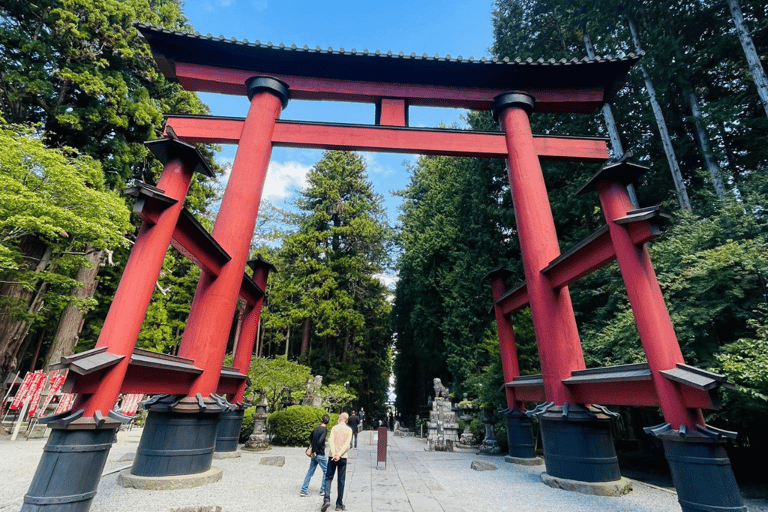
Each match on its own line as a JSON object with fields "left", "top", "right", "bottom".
{"left": 180, "top": 1, "right": 498, "bottom": 228}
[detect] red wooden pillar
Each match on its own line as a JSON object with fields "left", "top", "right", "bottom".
{"left": 485, "top": 267, "right": 520, "bottom": 410}
{"left": 493, "top": 92, "right": 621, "bottom": 484}
{"left": 230, "top": 255, "right": 276, "bottom": 403}
{"left": 177, "top": 77, "right": 289, "bottom": 399}
{"left": 492, "top": 93, "right": 585, "bottom": 405}
{"left": 592, "top": 165, "right": 703, "bottom": 429}
{"left": 77, "top": 140, "right": 209, "bottom": 419}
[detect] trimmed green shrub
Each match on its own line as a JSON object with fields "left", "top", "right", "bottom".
{"left": 240, "top": 406, "right": 256, "bottom": 443}
{"left": 268, "top": 405, "right": 339, "bottom": 446}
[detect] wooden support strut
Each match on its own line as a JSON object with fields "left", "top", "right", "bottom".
{"left": 74, "top": 140, "right": 204, "bottom": 422}
{"left": 590, "top": 162, "right": 705, "bottom": 430}
{"left": 485, "top": 268, "right": 523, "bottom": 410}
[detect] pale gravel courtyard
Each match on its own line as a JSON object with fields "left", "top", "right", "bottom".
{"left": 1, "top": 427, "right": 767, "bottom": 512}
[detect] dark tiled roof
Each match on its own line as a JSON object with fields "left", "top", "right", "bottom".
{"left": 135, "top": 23, "right": 640, "bottom": 96}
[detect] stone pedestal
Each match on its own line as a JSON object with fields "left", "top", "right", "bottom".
{"left": 426, "top": 398, "right": 459, "bottom": 451}
{"left": 244, "top": 396, "right": 269, "bottom": 451}
{"left": 478, "top": 408, "right": 501, "bottom": 455}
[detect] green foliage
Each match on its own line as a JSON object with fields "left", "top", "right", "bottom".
{"left": 393, "top": 149, "right": 519, "bottom": 415}
{"left": 244, "top": 356, "right": 313, "bottom": 412}
{"left": 262, "top": 151, "right": 393, "bottom": 415}
{"left": 268, "top": 405, "right": 337, "bottom": 446}
{"left": 0, "top": 0, "right": 213, "bottom": 187}
{"left": 321, "top": 383, "right": 357, "bottom": 413}
{"left": 0, "top": 124, "right": 131, "bottom": 339}
{"left": 240, "top": 406, "right": 256, "bottom": 443}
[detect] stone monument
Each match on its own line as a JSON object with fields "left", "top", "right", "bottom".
{"left": 302, "top": 375, "right": 323, "bottom": 408}
{"left": 426, "top": 378, "right": 459, "bottom": 451}
{"left": 478, "top": 408, "right": 501, "bottom": 455}
{"left": 244, "top": 395, "right": 269, "bottom": 451}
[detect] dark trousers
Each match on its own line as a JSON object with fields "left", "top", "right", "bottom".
{"left": 324, "top": 457, "right": 347, "bottom": 506}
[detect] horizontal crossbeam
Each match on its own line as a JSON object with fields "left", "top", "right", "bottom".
{"left": 164, "top": 115, "right": 609, "bottom": 161}
{"left": 174, "top": 62, "right": 608, "bottom": 113}
{"left": 506, "top": 363, "right": 722, "bottom": 409}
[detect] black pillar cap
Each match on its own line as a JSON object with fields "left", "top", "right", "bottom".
{"left": 245, "top": 75, "right": 290, "bottom": 109}
{"left": 247, "top": 253, "right": 278, "bottom": 274}
{"left": 491, "top": 91, "right": 535, "bottom": 122}
{"left": 144, "top": 138, "right": 215, "bottom": 178}
{"left": 483, "top": 266, "right": 514, "bottom": 282}
{"left": 577, "top": 161, "right": 649, "bottom": 195}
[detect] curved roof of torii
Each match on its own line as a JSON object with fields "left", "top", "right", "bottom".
{"left": 136, "top": 23, "right": 640, "bottom": 113}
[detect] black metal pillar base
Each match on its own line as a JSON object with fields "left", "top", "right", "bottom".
{"left": 22, "top": 427, "right": 117, "bottom": 512}
{"left": 131, "top": 394, "right": 222, "bottom": 478}
{"left": 502, "top": 408, "right": 537, "bottom": 459}
{"left": 646, "top": 423, "right": 746, "bottom": 512}
{"left": 215, "top": 403, "right": 245, "bottom": 453}
{"left": 533, "top": 403, "right": 621, "bottom": 483}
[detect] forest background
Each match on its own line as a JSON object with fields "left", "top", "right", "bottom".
{"left": 0, "top": 0, "right": 766, "bottom": 453}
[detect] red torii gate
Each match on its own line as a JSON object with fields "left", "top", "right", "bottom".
{"left": 22, "top": 23, "right": 744, "bottom": 512}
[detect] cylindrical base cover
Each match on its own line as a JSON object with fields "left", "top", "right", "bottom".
{"left": 22, "top": 427, "right": 116, "bottom": 512}
{"left": 662, "top": 437, "right": 746, "bottom": 512}
{"left": 215, "top": 408, "right": 244, "bottom": 452}
{"left": 504, "top": 409, "right": 537, "bottom": 459}
{"left": 131, "top": 410, "right": 220, "bottom": 477}
{"left": 539, "top": 405, "right": 620, "bottom": 483}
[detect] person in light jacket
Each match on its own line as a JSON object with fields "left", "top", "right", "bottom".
{"left": 322, "top": 412, "right": 352, "bottom": 511}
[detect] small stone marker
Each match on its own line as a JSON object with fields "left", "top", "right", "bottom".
{"left": 470, "top": 460, "right": 497, "bottom": 471}
{"left": 259, "top": 456, "right": 285, "bottom": 467}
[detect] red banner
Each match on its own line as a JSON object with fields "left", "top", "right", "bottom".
{"left": 26, "top": 372, "right": 48, "bottom": 416}
{"left": 10, "top": 371, "right": 43, "bottom": 410}
{"left": 37, "top": 370, "right": 67, "bottom": 417}
{"left": 120, "top": 394, "right": 144, "bottom": 416}
{"left": 54, "top": 393, "right": 75, "bottom": 415}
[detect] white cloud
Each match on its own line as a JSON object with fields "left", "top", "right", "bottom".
{"left": 374, "top": 272, "right": 399, "bottom": 289}
{"left": 360, "top": 152, "right": 391, "bottom": 175}
{"left": 262, "top": 160, "right": 312, "bottom": 201}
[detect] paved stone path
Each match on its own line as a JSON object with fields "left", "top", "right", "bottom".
{"left": 2, "top": 427, "right": 767, "bottom": 512}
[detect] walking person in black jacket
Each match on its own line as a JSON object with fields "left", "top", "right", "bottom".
{"left": 300, "top": 414, "right": 329, "bottom": 496}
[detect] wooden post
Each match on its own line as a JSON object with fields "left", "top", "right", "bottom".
{"left": 77, "top": 141, "right": 201, "bottom": 419}
{"left": 178, "top": 77, "right": 289, "bottom": 397}
{"left": 492, "top": 93, "right": 586, "bottom": 405}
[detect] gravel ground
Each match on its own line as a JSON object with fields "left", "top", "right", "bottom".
{"left": 1, "top": 427, "right": 766, "bottom": 512}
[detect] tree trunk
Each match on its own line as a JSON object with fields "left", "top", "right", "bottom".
{"left": 662, "top": 15, "right": 728, "bottom": 199}
{"left": 284, "top": 327, "right": 290, "bottom": 357}
{"left": 300, "top": 317, "right": 310, "bottom": 356}
{"left": 726, "top": 0, "right": 768, "bottom": 118}
{"left": 0, "top": 239, "right": 52, "bottom": 386}
{"left": 28, "top": 329, "right": 46, "bottom": 372}
{"left": 230, "top": 300, "right": 245, "bottom": 357}
{"left": 627, "top": 15, "right": 692, "bottom": 212}
{"left": 583, "top": 32, "right": 639, "bottom": 208}
{"left": 256, "top": 318, "right": 262, "bottom": 358}
{"left": 45, "top": 247, "right": 103, "bottom": 368}
{"left": 685, "top": 91, "right": 727, "bottom": 197}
